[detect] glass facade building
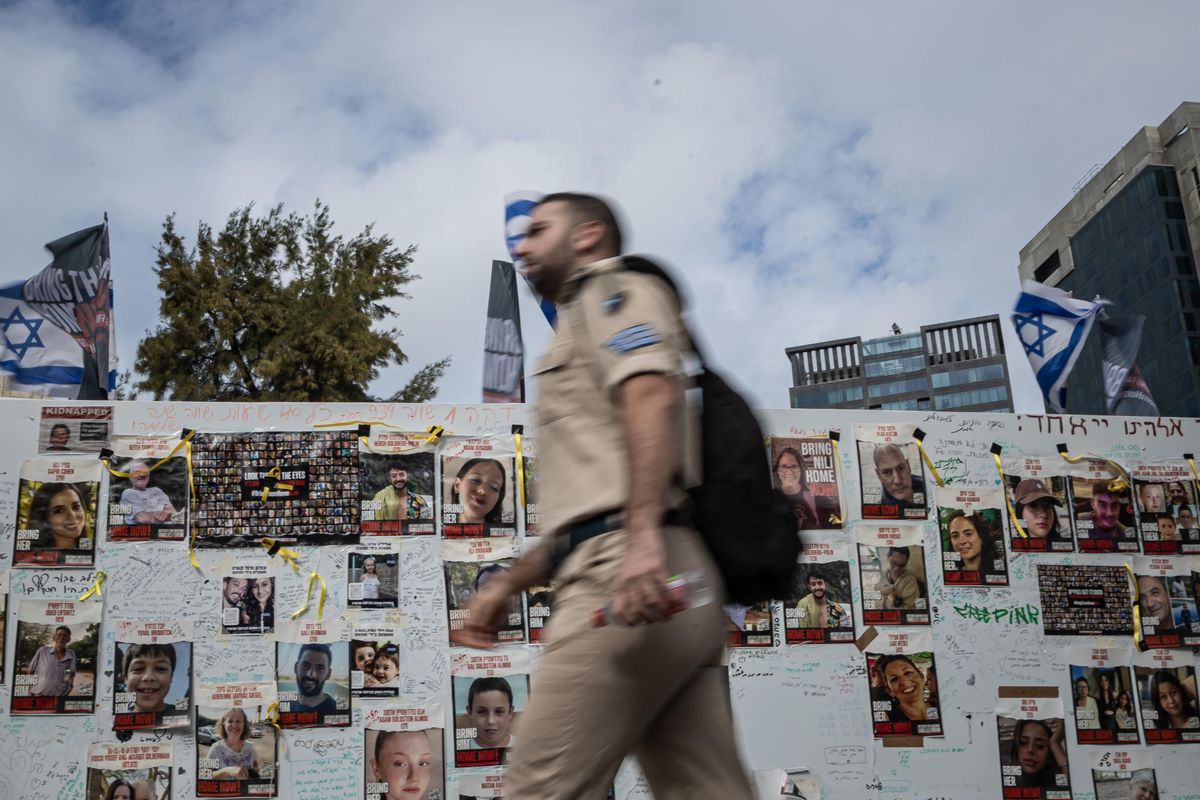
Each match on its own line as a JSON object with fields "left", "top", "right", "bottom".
{"left": 785, "top": 316, "right": 1014, "bottom": 412}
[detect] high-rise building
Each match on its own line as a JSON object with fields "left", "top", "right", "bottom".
{"left": 1018, "top": 101, "right": 1200, "bottom": 415}
{"left": 785, "top": 315, "right": 1013, "bottom": 412}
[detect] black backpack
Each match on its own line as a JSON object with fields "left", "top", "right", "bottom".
{"left": 610, "top": 256, "right": 801, "bottom": 604}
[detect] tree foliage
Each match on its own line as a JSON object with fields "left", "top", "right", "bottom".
{"left": 135, "top": 202, "right": 449, "bottom": 402}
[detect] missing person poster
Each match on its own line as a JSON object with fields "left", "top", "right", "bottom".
{"left": 857, "top": 525, "right": 930, "bottom": 625}
{"left": 363, "top": 705, "right": 445, "bottom": 800}
{"left": 451, "top": 649, "right": 530, "bottom": 768}
{"left": 347, "top": 542, "right": 400, "bottom": 610}
{"left": 519, "top": 436, "right": 539, "bottom": 536}
{"left": 725, "top": 601, "right": 774, "bottom": 648}
{"left": 112, "top": 620, "right": 192, "bottom": 731}
{"left": 455, "top": 772, "right": 505, "bottom": 799}
{"left": 1090, "top": 750, "right": 1158, "bottom": 800}
{"left": 13, "top": 457, "right": 101, "bottom": 567}
{"left": 526, "top": 579, "right": 554, "bottom": 645}
{"left": 191, "top": 430, "right": 360, "bottom": 547}
{"left": 359, "top": 430, "right": 436, "bottom": 536}
{"left": 935, "top": 486, "right": 1009, "bottom": 587}
{"left": 1067, "top": 460, "right": 1138, "bottom": 553}
{"left": 855, "top": 423, "right": 928, "bottom": 521}
{"left": 351, "top": 624, "right": 400, "bottom": 699}
{"left": 195, "top": 682, "right": 278, "bottom": 798}
{"left": 105, "top": 435, "right": 188, "bottom": 541}
{"left": 784, "top": 539, "right": 855, "bottom": 644}
{"left": 440, "top": 436, "right": 517, "bottom": 537}
{"left": 995, "top": 692, "right": 1070, "bottom": 800}
{"left": 865, "top": 628, "right": 943, "bottom": 739}
{"left": 275, "top": 619, "right": 351, "bottom": 728}
{"left": 1003, "top": 457, "right": 1074, "bottom": 553}
{"left": 1132, "top": 463, "right": 1200, "bottom": 555}
{"left": 444, "top": 537, "right": 524, "bottom": 645}
{"left": 1036, "top": 564, "right": 1134, "bottom": 636}
{"left": 1134, "top": 556, "right": 1199, "bottom": 649}
{"left": 1133, "top": 647, "right": 1200, "bottom": 744}
{"left": 12, "top": 598, "right": 101, "bottom": 714}
{"left": 768, "top": 436, "right": 843, "bottom": 530}
{"left": 39, "top": 405, "right": 112, "bottom": 454}
{"left": 1066, "top": 644, "right": 1140, "bottom": 745}
{"left": 85, "top": 742, "right": 172, "bottom": 800}
{"left": 220, "top": 561, "right": 275, "bottom": 636}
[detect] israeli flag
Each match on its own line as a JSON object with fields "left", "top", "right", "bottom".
{"left": 1011, "top": 279, "right": 1103, "bottom": 413}
{"left": 505, "top": 191, "right": 557, "bottom": 327}
{"left": 0, "top": 279, "right": 94, "bottom": 397}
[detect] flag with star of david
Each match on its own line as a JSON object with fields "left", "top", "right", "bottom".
{"left": 1011, "top": 279, "right": 1103, "bottom": 413}
{"left": 0, "top": 220, "right": 115, "bottom": 398}
{"left": 505, "top": 191, "right": 557, "bottom": 327}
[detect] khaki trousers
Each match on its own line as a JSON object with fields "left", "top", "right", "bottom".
{"left": 505, "top": 526, "right": 754, "bottom": 800}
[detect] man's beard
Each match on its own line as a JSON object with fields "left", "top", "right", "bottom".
{"left": 299, "top": 677, "right": 324, "bottom": 697}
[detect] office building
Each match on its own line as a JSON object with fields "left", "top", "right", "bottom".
{"left": 785, "top": 315, "right": 1013, "bottom": 412}
{"left": 1018, "top": 101, "right": 1200, "bottom": 415}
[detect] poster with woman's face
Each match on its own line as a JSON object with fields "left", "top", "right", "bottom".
{"left": 451, "top": 650, "right": 529, "bottom": 768}
{"left": 220, "top": 562, "right": 275, "bottom": 636}
{"left": 12, "top": 598, "right": 101, "bottom": 714}
{"left": 1068, "top": 460, "right": 1138, "bottom": 554}
{"left": 440, "top": 437, "right": 517, "bottom": 537}
{"left": 112, "top": 621, "right": 192, "bottom": 731}
{"left": 857, "top": 525, "right": 929, "bottom": 626}
{"left": 1133, "top": 648, "right": 1200, "bottom": 744}
{"left": 1134, "top": 556, "right": 1199, "bottom": 649}
{"left": 935, "top": 486, "right": 1009, "bottom": 587}
{"left": 995, "top": 694, "right": 1071, "bottom": 800}
{"left": 855, "top": 424, "right": 928, "bottom": 521}
{"left": 1090, "top": 750, "right": 1158, "bottom": 800}
{"left": 865, "top": 629, "right": 942, "bottom": 739}
{"left": 351, "top": 624, "right": 401, "bottom": 699}
{"left": 519, "top": 436, "right": 539, "bottom": 537}
{"left": 783, "top": 539, "right": 855, "bottom": 644}
{"left": 1132, "top": 464, "right": 1200, "bottom": 555}
{"left": 85, "top": 742, "right": 172, "bottom": 800}
{"left": 359, "top": 430, "right": 436, "bottom": 536}
{"left": 195, "top": 682, "right": 278, "bottom": 798}
{"left": 106, "top": 436, "right": 189, "bottom": 542}
{"left": 12, "top": 458, "right": 101, "bottom": 567}
{"left": 1066, "top": 644, "right": 1140, "bottom": 745}
{"left": 1004, "top": 458, "right": 1074, "bottom": 553}
{"left": 363, "top": 706, "right": 444, "bottom": 800}
{"left": 768, "top": 436, "right": 843, "bottom": 530}
{"left": 444, "top": 538, "right": 524, "bottom": 645}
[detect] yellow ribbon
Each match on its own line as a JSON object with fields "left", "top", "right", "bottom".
{"left": 514, "top": 431, "right": 527, "bottom": 508}
{"left": 259, "top": 466, "right": 294, "bottom": 502}
{"left": 1057, "top": 447, "right": 1130, "bottom": 493}
{"left": 991, "top": 449, "right": 1027, "bottom": 538}
{"left": 260, "top": 538, "right": 303, "bottom": 574}
{"left": 352, "top": 424, "right": 445, "bottom": 454}
{"left": 291, "top": 570, "right": 328, "bottom": 620}
{"left": 100, "top": 430, "right": 196, "bottom": 478}
{"left": 1185, "top": 454, "right": 1200, "bottom": 501}
{"left": 1124, "top": 563, "right": 1143, "bottom": 651}
{"left": 912, "top": 432, "right": 945, "bottom": 487}
{"left": 79, "top": 569, "right": 107, "bottom": 602}
{"left": 265, "top": 702, "right": 287, "bottom": 756}
{"left": 185, "top": 437, "right": 200, "bottom": 571}
{"left": 828, "top": 431, "right": 849, "bottom": 526}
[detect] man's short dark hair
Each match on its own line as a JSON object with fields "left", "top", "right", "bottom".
{"left": 123, "top": 642, "right": 177, "bottom": 676}
{"left": 887, "top": 546, "right": 910, "bottom": 562}
{"left": 296, "top": 642, "right": 333, "bottom": 666}
{"left": 538, "top": 192, "right": 623, "bottom": 254}
{"left": 807, "top": 568, "right": 824, "bottom": 584}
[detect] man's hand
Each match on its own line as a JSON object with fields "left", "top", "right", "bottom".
{"left": 610, "top": 527, "right": 669, "bottom": 626}
{"left": 452, "top": 578, "right": 516, "bottom": 649}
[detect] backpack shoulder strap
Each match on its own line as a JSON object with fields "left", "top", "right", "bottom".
{"left": 618, "top": 255, "right": 706, "bottom": 366}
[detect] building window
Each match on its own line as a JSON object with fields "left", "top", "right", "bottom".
{"left": 931, "top": 363, "right": 1007, "bottom": 389}
{"left": 1034, "top": 250, "right": 1061, "bottom": 283}
{"left": 933, "top": 385, "right": 1010, "bottom": 410}
{"left": 864, "top": 354, "right": 926, "bottom": 378}
{"left": 867, "top": 376, "right": 929, "bottom": 399}
{"left": 792, "top": 384, "right": 864, "bottom": 408}
{"left": 862, "top": 334, "right": 922, "bottom": 356}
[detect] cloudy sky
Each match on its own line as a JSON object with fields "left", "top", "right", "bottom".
{"left": 2, "top": 0, "right": 1197, "bottom": 411}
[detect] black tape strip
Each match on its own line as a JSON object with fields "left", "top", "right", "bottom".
{"left": 262, "top": 476, "right": 279, "bottom": 490}
{"left": 1056, "top": 443, "right": 1069, "bottom": 454}
{"left": 512, "top": 424, "right": 524, "bottom": 435}
{"left": 357, "top": 424, "right": 371, "bottom": 438}
{"left": 181, "top": 428, "right": 194, "bottom": 438}
{"left": 912, "top": 427, "right": 926, "bottom": 442}
{"left": 828, "top": 430, "right": 840, "bottom": 442}
{"left": 267, "top": 540, "right": 282, "bottom": 556}
{"left": 990, "top": 443, "right": 1003, "bottom": 455}
{"left": 1185, "top": 452, "right": 1195, "bottom": 461}
{"left": 98, "top": 448, "right": 114, "bottom": 460}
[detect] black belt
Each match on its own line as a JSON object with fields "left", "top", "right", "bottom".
{"left": 549, "top": 506, "right": 690, "bottom": 575}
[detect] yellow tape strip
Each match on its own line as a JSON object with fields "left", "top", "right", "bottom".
{"left": 514, "top": 432, "right": 526, "bottom": 508}
{"left": 828, "top": 433, "right": 848, "bottom": 526}
{"left": 291, "top": 570, "right": 328, "bottom": 620}
{"left": 1058, "top": 448, "right": 1131, "bottom": 493}
{"left": 78, "top": 569, "right": 107, "bottom": 602}
{"left": 1185, "top": 455, "right": 1200, "bottom": 501}
{"left": 351, "top": 424, "right": 445, "bottom": 455}
{"left": 991, "top": 452, "right": 1028, "bottom": 538}
{"left": 101, "top": 430, "right": 197, "bottom": 478}
{"left": 259, "top": 466, "right": 294, "bottom": 503}
{"left": 914, "top": 439, "right": 945, "bottom": 487}
{"left": 260, "top": 538, "right": 303, "bottom": 574}
{"left": 265, "top": 702, "right": 286, "bottom": 756}
{"left": 1124, "top": 563, "right": 1143, "bottom": 651}
{"left": 185, "top": 438, "right": 200, "bottom": 571}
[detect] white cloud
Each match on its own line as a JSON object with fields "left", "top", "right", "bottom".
{"left": 1, "top": 0, "right": 1197, "bottom": 412}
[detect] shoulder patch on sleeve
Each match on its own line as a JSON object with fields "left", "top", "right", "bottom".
{"left": 604, "top": 324, "right": 662, "bottom": 354}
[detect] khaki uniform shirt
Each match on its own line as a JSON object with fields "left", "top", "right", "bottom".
{"left": 532, "top": 256, "right": 692, "bottom": 538}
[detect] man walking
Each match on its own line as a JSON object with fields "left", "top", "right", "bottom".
{"left": 453, "top": 193, "right": 752, "bottom": 799}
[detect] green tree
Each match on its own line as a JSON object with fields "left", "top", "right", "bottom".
{"left": 135, "top": 202, "right": 449, "bottom": 401}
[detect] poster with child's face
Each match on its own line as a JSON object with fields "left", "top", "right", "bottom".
{"left": 220, "top": 563, "right": 275, "bottom": 636}
{"left": 13, "top": 457, "right": 101, "bottom": 567}
{"left": 1090, "top": 750, "right": 1158, "bottom": 800}
{"left": 363, "top": 706, "right": 445, "bottom": 800}
{"left": 935, "top": 486, "right": 1009, "bottom": 587}
{"left": 12, "top": 599, "right": 101, "bottom": 714}
{"left": 85, "top": 742, "right": 172, "bottom": 800}
{"left": 857, "top": 525, "right": 929, "bottom": 626}
{"left": 40, "top": 405, "right": 112, "bottom": 454}
{"left": 275, "top": 620, "right": 351, "bottom": 728}
{"left": 195, "top": 682, "right": 278, "bottom": 798}
{"left": 444, "top": 538, "right": 524, "bottom": 645}
{"left": 351, "top": 625, "right": 400, "bottom": 699}
{"left": 865, "top": 629, "right": 942, "bottom": 739}
{"left": 112, "top": 621, "right": 193, "bottom": 731}
{"left": 347, "top": 548, "right": 399, "bottom": 609}
{"left": 440, "top": 437, "right": 517, "bottom": 537}
{"left": 1004, "top": 458, "right": 1074, "bottom": 553}
{"left": 1068, "top": 461, "right": 1138, "bottom": 553}
{"left": 1133, "top": 465, "right": 1200, "bottom": 555}
{"left": 1133, "top": 648, "right": 1200, "bottom": 744}
{"left": 1134, "top": 557, "right": 1199, "bottom": 649}
{"left": 451, "top": 650, "right": 530, "bottom": 768}
{"left": 768, "top": 436, "right": 843, "bottom": 530}
{"left": 106, "top": 436, "right": 189, "bottom": 541}
{"left": 995, "top": 694, "right": 1070, "bottom": 800}
{"left": 855, "top": 424, "right": 927, "bottom": 521}
{"left": 1066, "top": 645, "right": 1139, "bottom": 745}
{"left": 359, "top": 430, "right": 436, "bottom": 536}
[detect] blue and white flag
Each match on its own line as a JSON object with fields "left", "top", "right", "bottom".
{"left": 1, "top": 220, "right": 114, "bottom": 399}
{"left": 504, "top": 191, "right": 557, "bottom": 327}
{"left": 1011, "top": 279, "right": 1103, "bottom": 413}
